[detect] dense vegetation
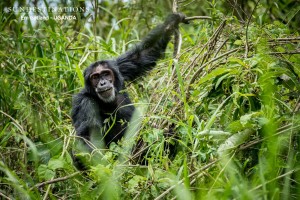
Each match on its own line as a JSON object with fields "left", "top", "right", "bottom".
{"left": 0, "top": 0, "right": 299, "bottom": 199}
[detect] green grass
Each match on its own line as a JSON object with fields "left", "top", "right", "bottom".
{"left": 0, "top": 1, "right": 300, "bottom": 199}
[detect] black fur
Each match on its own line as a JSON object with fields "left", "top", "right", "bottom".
{"left": 71, "top": 13, "right": 187, "bottom": 168}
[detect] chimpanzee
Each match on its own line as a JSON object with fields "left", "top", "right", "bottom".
{"left": 71, "top": 13, "right": 188, "bottom": 168}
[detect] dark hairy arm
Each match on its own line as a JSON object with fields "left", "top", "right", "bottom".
{"left": 71, "top": 92, "right": 102, "bottom": 140}
{"left": 116, "top": 13, "right": 187, "bottom": 81}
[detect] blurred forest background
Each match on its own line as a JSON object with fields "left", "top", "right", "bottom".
{"left": 0, "top": 0, "right": 300, "bottom": 199}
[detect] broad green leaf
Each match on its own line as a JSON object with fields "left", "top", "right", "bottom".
{"left": 48, "top": 157, "right": 66, "bottom": 170}
{"left": 198, "top": 68, "right": 229, "bottom": 85}
{"left": 233, "top": 40, "right": 243, "bottom": 45}
{"left": 38, "top": 165, "right": 55, "bottom": 181}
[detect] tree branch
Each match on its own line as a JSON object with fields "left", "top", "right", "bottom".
{"left": 32, "top": 172, "right": 80, "bottom": 189}
{"left": 173, "top": 29, "right": 182, "bottom": 59}
{"left": 185, "top": 16, "right": 212, "bottom": 21}
{"left": 268, "top": 37, "right": 300, "bottom": 42}
{"left": 269, "top": 51, "right": 300, "bottom": 55}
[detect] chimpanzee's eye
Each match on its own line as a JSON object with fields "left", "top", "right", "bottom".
{"left": 91, "top": 74, "right": 100, "bottom": 80}
{"left": 101, "top": 72, "right": 110, "bottom": 77}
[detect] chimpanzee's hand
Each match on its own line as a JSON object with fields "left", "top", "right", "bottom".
{"left": 164, "top": 13, "right": 189, "bottom": 27}
{"left": 175, "top": 12, "right": 189, "bottom": 24}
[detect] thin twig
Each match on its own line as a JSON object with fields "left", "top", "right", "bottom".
{"left": 268, "top": 37, "right": 300, "bottom": 42}
{"left": 185, "top": 16, "right": 212, "bottom": 20}
{"left": 32, "top": 172, "right": 80, "bottom": 189}
{"left": 43, "top": 184, "right": 51, "bottom": 200}
{"left": 213, "top": 39, "right": 229, "bottom": 58}
{"left": 250, "top": 170, "right": 297, "bottom": 192}
{"left": 154, "top": 159, "right": 219, "bottom": 200}
{"left": 172, "top": 0, "right": 181, "bottom": 59}
{"left": 200, "top": 20, "right": 227, "bottom": 65}
{"left": 0, "top": 110, "right": 25, "bottom": 133}
{"left": 244, "top": 0, "right": 261, "bottom": 58}
{"left": 269, "top": 51, "right": 300, "bottom": 55}
{"left": 0, "top": 192, "right": 12, "bottom": 200}
{"left": 239, "top": 124, "right": 300, "bottom": 150}
{"left": 226, "top": 0, "right": 245, "bottom": 22}
{"left": 180, "top": 0, "right": 195, "bottom": 7}
{"left": 183, "top": 19, "right": 226, "bottom": 75}
{"left": 187, "top": 48, "right": 239, "bottom": 93}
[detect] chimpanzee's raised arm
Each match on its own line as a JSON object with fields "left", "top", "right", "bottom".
{"left": 116, "top": 13, "right": 187, "bottom": 81}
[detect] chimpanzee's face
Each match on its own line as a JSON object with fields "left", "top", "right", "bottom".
{"left": 89, "top": 65, "right": 116, "bottom": 103}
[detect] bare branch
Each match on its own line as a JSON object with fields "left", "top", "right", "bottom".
{"left": 172, "top": 0, "right": 181, "bottom": 59}
{"left": 214, "top": 39, "right": 229, "bottom": 58}
{"left": 268, "top": 37, "right": 300, "bottom": 42}
{"left": 185, "top": 16, "right": 212, "bottom": 21}
{"left": 32, "top": 172, "right": 81, "bottom": 189}
{"left": 172, "top": 0, "right": 178, "bottom": 13}
{"left": 173, "top": 29, "right": 182, "bottom": 59}
{"left": 0, "top": 192, "right": 12, "bottom": 200}
{"left": 269, "top": 51, "right": 300, "bottom": 55}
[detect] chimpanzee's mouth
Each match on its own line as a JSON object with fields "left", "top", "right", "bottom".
{"left": 96, "top": 87, "right": 112, "bottom": 93}
{"left": 100, "top": 88, "right": 112, "bottom": 93}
